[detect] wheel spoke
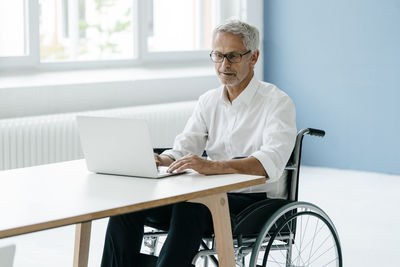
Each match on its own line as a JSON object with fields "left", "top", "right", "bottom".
{"left": 308, "top": 244, "right": 337, "bottom": 266}
{"left": 275, "top": 229, "right": 290, "bottom": 260}
{"left": 298, "top": 211, "right": 303, "bottom": 266}
{"left": 267, "top": 252, "right": 286, "bottom": 266}
{"left": 307, "top": 216, "right": 319, "bottom": 265}
{"left": 307, "top": 233, "right": 334, "bottom": 265}
{"left": 298, "top": 213, "right": 311, "bottom": 266}
{"left": 290, "top": 219, "right": 325, "bottom": 265}
{"left": 300, "top": 212, "right": 311, "bottom": 247}
{"left": 321, "top": 256, "right": 339, "bottom": 267}
{"left": 280, "top": 221, "right": 306, "bottom": 266}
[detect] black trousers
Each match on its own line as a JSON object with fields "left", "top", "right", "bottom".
{"left": 100, "top": 192, "right": 267, "bottom": 267}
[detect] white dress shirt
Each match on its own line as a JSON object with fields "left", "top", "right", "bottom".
{"left": 163, "top": 76, "right": 297, "bottom": 198}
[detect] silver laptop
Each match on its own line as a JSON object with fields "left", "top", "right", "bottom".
{"left": 0, "top": 245, "right": 15, "bottom": 267}
{"left": 76, "top": 116, "right": 182, "bottom": 178}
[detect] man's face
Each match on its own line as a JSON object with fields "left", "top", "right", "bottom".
{"left": 212, "top": 32, "right": 257, "bottom": 88}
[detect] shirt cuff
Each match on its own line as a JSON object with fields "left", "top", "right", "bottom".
{"left": 250, "top": 151, "right": 282, "bottom": 183}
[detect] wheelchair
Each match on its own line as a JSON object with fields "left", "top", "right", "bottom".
{"left": 145, "top": 128, "right": 342, "bottom": 267}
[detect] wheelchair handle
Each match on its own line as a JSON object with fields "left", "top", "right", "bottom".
{"left": 305, "top": 128, "right": 325, "bottom": 137}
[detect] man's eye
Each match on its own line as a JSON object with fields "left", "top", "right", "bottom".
{"left": 215, "top": 54, "right": 224, "bottom": 59}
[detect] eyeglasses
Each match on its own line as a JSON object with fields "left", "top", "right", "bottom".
{"left": 210, "top": 50, "right": 252, "bottom": 63}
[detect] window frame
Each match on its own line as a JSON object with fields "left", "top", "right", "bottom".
{"left": 0, "top": 0, "right": 262, "bottom": 71}
{"left": 0, "top": 0, "right": 40, "bottom": 68}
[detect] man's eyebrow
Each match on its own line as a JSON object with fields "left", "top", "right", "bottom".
{"left": 213, "top": 50, "right": 240, "bottom": 54}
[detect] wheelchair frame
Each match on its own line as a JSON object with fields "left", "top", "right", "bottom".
{"left": 145, "top": 128, "right": 342, "bottom": 267}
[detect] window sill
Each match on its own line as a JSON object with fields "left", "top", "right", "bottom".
{"left": 0, "top": 63, "right": 219, "bottom": 119}
{"left": 0, "top": 62, "right": 215, "bottom": 89}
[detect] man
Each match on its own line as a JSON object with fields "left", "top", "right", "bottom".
{"left": 101, "top": 19, "right": 296, "bottom": 267}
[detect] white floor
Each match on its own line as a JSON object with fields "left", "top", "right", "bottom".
{"left": 1, "top": 166, "right": 399, "bottom": 266}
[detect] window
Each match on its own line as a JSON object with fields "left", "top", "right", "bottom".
{"left": 149, "top": 0, "right": 214, "bottom": 52}
{"left": 0, "top": 0, "right": 253, "bottom": 69}
{"left": 0, "top": 1, "right": 27, "bottom": 57}
{"left": 40, "top": 0, "right": 134, "bottom": 61}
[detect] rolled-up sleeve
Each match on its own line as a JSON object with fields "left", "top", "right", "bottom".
{"left": 251, "top": 97, "right": 297, "bottom": 182}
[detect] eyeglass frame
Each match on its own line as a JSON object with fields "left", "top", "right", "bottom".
{"left": 209, "top": 50, "right": 252, "bottom": 63}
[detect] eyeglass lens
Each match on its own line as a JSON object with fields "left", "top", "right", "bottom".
{"left": 211, "top": 52, "right": 242, "bottom": 63}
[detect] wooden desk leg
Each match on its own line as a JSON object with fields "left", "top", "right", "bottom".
{"left": 73, "top": 221, "right": 92, "bottom": 267}
{"left": 190, "top": 193, "right": 236, "bottom": 267}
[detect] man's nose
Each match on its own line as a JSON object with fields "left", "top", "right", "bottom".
{"left": 221, "top": 56, "right": 231, "bottom": 68}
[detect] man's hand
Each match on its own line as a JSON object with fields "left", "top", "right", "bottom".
{"left": 154, "top": 153, "right": 175, "bottom": 167}
{"left": 167, "top": 154, "right": 223, "bottom": 175}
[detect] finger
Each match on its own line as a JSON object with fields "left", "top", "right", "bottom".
{"left": 168, "top": 157, "right": 188, "bottom": 168}
{"left": 168, "top": 159, "right": 190, "bottom": 173}
{"left": 167, "top": 160, "right": 185, "bottom": 172}
{"left": 167, "top": 159, "right": 179, "bottom": 170}
{"left": 173, "top": 163, "right": 191, "bottom": 173}
{"left": 153, "top": 153, "right": 161, "bottom": 166}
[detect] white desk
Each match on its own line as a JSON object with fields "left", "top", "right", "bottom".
{"left": 0, "top": 160, "right": 265, "bottom": 267}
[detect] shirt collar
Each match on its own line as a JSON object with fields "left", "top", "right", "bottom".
{"left": 219, "top": 75, "right": 259, "bottom": 107}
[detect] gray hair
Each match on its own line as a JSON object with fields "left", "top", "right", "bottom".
{"left": 213, "top": 19, "right": 259, "bottom": 51}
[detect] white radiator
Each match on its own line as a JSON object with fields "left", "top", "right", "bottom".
{"left": 0, "top": 101, "right": 196, "bottom": 171}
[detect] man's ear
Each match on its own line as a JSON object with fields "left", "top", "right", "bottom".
{"left": 250, "top": 50, "right": 260, "bottom": 67}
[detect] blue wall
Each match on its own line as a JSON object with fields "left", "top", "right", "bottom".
{"left": 263, "top": 0, "right": 400, "bottom": 174}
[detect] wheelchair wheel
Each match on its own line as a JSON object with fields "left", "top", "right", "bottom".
{"left": 249, "top": 202, "right": 342, "bottom": 267}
